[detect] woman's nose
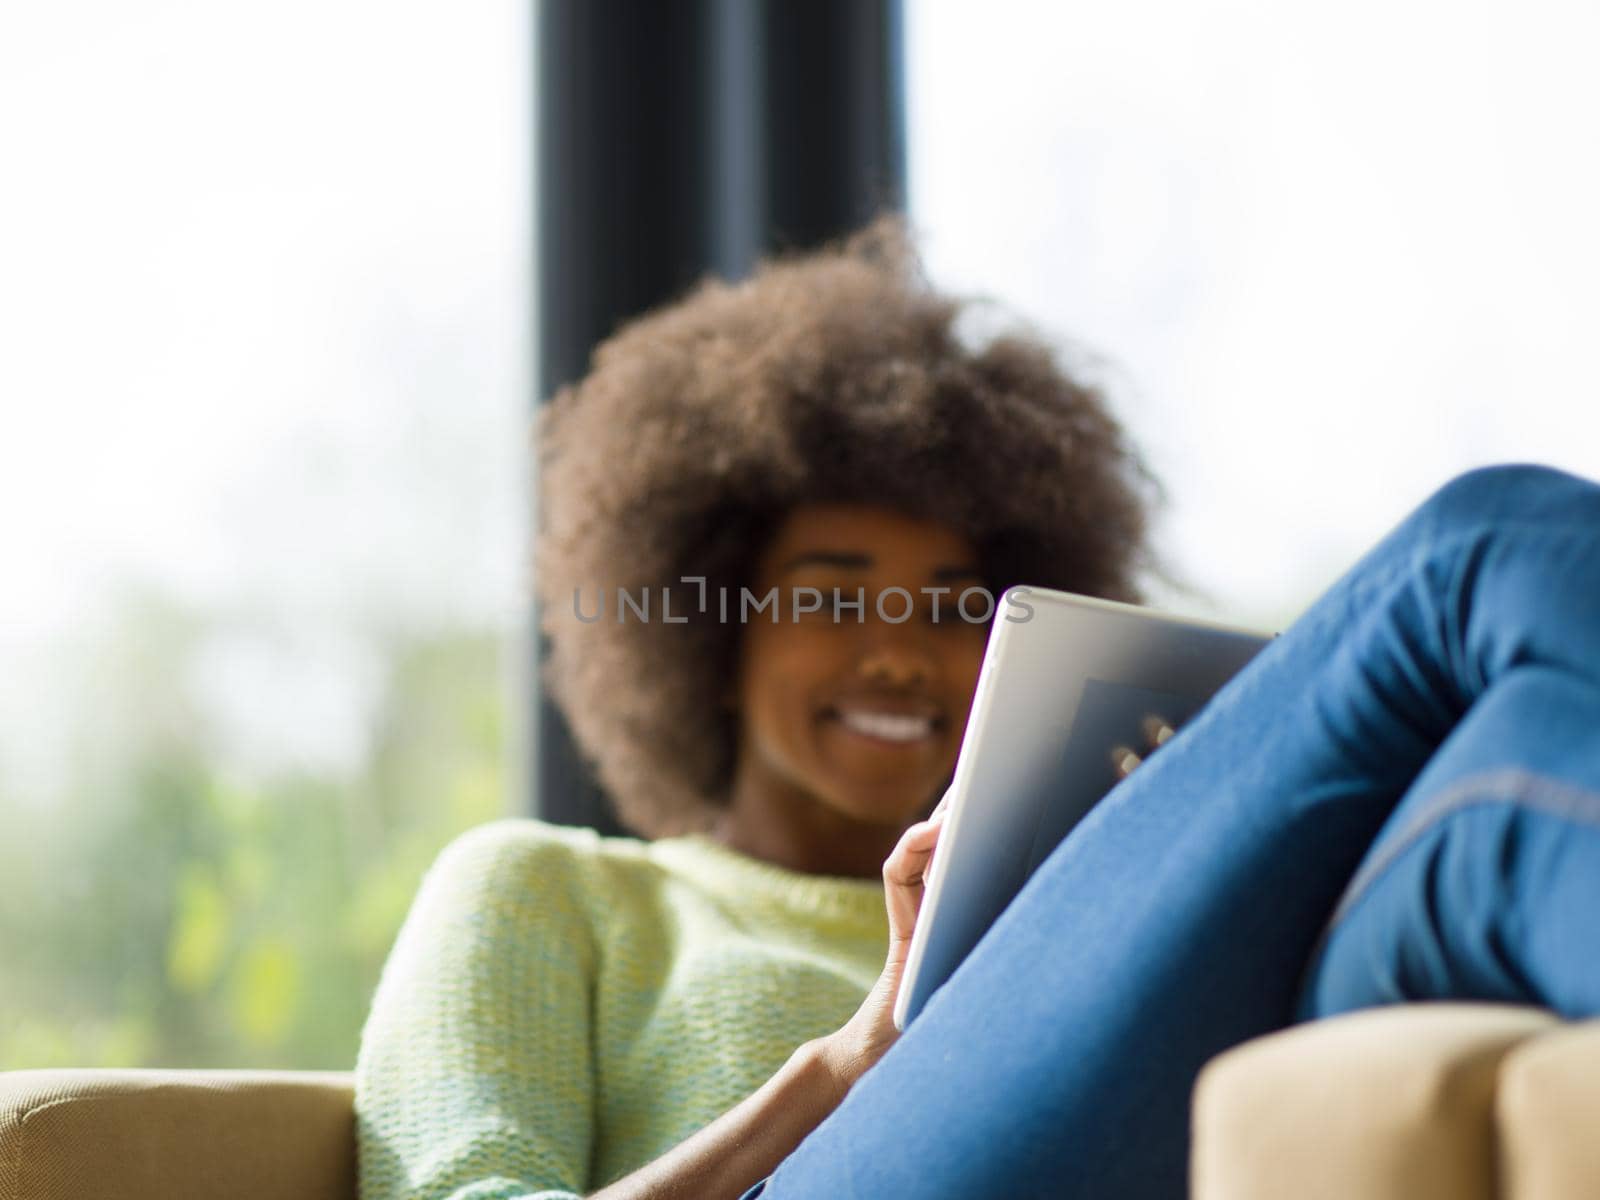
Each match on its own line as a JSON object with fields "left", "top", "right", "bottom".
{"left": 857, "top": 641, "right": 933, "bottom": 688}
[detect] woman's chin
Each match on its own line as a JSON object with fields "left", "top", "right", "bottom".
{"left": 816, "top": 777, "right": 943, "bottom": 831}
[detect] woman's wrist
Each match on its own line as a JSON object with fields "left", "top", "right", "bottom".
{"left": 809, "top": 1024, "right": 884, "bottom": 1100}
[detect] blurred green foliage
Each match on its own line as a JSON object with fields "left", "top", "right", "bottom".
{"left": 0, "top": 590, "right": 508, "bottom": 1070}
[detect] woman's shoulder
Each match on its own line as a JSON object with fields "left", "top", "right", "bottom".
{"left": 437, "top": 815, "right": 606, "bottom": 860}
{"left": 426, "top": 817, "right": 657, "bottom": 905}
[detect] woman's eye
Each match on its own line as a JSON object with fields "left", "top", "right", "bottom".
{"left": 785, "top": 589, "right": 853, "bottom": 621}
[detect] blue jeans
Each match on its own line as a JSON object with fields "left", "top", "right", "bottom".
{"left": 755, "top": 464, "right": 1600, "bottom": 1199}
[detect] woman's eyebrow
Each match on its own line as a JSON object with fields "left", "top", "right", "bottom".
{"left": 780, "top": 551, "right": 873, "bottom": 573}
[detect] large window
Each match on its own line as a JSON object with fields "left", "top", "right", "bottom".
{"left": 0, "top": 2, "right": 529, "bottom": 1068}
{"left": 908, "top": 0, "right": 1600, "bottom": 628}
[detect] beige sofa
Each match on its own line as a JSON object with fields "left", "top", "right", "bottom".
{"left": 0, "top": 1070, "right": 353, "bottom": 1200}
{"left": 4, "top": 1005, "right": 1598, "bottom": 1199}
{"left": 1193, "top": 1005, "right": 1600, "bottom": 1200}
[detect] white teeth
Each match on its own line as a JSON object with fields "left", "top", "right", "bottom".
{"left": 836, "top": 710, "right": 935, "bottom": 743}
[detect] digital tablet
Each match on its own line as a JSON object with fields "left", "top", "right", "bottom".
{"left": 892, "top": 586, "right": 1274, "bottom": 1030}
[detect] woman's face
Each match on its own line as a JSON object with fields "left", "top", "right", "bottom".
{"left": 732, "top": 504, "right": 990, "bottom": 833}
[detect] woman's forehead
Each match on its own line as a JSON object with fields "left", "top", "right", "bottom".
{"left": 757, "top": 504, "right": 979, "bottom": 575}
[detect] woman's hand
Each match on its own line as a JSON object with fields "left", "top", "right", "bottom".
{"left": 819, "top": 790, "right": 949, "bottom": 1091}
{"left": 1111, "top": 713, "right": 1178, "bottom": 780}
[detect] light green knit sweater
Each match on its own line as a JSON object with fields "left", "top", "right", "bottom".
{"left": 354, "top": 819, "right": 888, "bottom": 1200}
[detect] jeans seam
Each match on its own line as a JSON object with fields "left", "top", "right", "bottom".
{"left": 1325, "top": 768, "right": 1600, "bottom": 932}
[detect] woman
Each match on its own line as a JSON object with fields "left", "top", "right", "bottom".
{"left": 354, "top": 220, "right": 1155, "bottom": 1199}
{"left": 746, "top": 463, "right": 1600, "bottom": 1198}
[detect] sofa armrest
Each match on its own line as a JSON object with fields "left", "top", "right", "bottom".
{"left": 0, "top": 1069, "right": 355, "bottom": 1200}
{"left": 1190, "top": 1004, "right": 1556, "bottom": 1200}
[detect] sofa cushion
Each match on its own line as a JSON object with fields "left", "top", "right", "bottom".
{"left": 1498, "top": 1021, "right": 1600, "bottom": 1200}
{"left": 1191, "top": 1004, "right": 1556, "bottom": 1200}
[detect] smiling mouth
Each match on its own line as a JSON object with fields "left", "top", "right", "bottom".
{"left": 831, "top": 708, "right": 940, "bottom": 744}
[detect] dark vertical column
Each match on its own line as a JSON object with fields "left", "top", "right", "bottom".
{"left": 763, "top": 0, "right": 905, "bottom": 248}
{"left": 532, "top": 0, "right": 905, "bottom": 832}
{"left": 536, "top": 1, "right": 719, "bottom": 393}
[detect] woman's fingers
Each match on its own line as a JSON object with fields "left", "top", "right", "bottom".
{"left": 1110, "top": 745, "right": 1144, "bottom": 779}
{"left": 882, "top": 814, "right": 944, "bottom": 945}
{"left": 1142, "top": 714, "right": 1177, "bottom": 747}
{"left": 883, "top": 814, "right": 942, "bottom": 885}
{"left": 1111, "top": 714, "right": 1179, "bottom": 779}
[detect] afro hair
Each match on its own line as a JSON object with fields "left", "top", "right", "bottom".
{"left": 536, "top": 218, "right": 1157, "bottom": 836}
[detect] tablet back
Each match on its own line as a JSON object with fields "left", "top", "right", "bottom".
{"left": 893, "top": 587, "right": 1272, "bottom": 1030}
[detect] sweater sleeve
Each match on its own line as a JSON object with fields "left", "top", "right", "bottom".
{"left": 355, "top": 820, "right": 600, "bottom": 1200}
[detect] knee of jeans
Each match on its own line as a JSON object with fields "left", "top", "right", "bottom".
{"left": 1310, "top": 788, "right": 1600, "bottom": 1016}
{"left": 1301, "top": 803, "right": 1523, "bottom": 1015}
{"left": 1419, "top": 463, "right": 1593, "bottom": 536}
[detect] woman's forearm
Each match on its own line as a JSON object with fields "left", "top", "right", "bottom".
{"left": 587, "top": 1033, "right": 857, "bottom": 1200}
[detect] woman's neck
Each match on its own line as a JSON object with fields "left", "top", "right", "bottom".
{"left": 712, "top": 765, "right": 908, "bottom": 880}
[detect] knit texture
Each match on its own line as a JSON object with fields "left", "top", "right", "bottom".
{"left": 354, "top": 819, "right": 888, "bottom": 1200}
